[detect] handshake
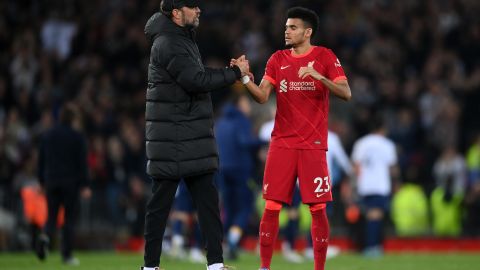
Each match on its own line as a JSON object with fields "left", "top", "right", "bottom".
{"left": 230, "top": 55, "right": 254, "bottom": 84}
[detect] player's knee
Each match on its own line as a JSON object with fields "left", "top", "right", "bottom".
{"left": 265, "top": 199, "right": 283, "bottom": 211}
{"left": 366, "top": 208, "right": 384, "bottom": 220}
{"left": 309, "top": 203, "right": 326, "bottom": 213}
{"left": 287, "top": 208, "right": 299, "bottom": 219}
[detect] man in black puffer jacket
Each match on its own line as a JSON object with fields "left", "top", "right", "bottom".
{"left": 142, "top": 1, "right": 249, "bottom": 270}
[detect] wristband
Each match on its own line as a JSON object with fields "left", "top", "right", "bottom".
{"left": 241, "top": 75, "right": 250, "bottom": 84}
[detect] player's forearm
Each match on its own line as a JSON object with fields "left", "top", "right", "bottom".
{"left": 245, "top": 81, "right": 269, "bottom": 104}
{"left": 320, "top": 78, "right": 352, "bottom": 101}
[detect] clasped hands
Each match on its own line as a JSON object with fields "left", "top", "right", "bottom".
{"left": 230, "top": 55, "right": 254, "bottom": 83}
{"left": 231, "top": 55, "right": 325, "bottom": 82}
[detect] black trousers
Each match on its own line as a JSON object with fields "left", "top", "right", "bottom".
{"left": 44, "top": 185, "right": 79, "bottom": 260}
{"left": 144, "top": 173, "right": 223, "bottom": 267}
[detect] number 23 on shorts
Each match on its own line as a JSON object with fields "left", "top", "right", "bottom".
{"left": 313, "top": 176, "right": 331, "bottom": 197}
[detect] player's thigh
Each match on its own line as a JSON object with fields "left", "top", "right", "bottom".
{"left": 263, "top": 146, "right": 298, "bottom": 204}
{"left": 298, "top": 149, "right": 332, "bottom": 204}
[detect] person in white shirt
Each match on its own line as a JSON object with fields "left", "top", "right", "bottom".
{"left": 351, "top": 117, "right": 398, "bottom": 257}
{"left": 327, "top": 130, "right": 353, "bottom": 187}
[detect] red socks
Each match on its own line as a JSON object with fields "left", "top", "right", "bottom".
{"left": 259, "top": 209, "right": 280, "bottom": 269}
{"left": 311, "top": 208, "right": 329, "bottom": 270}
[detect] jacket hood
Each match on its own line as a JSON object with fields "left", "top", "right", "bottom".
{"left": 144, "top": 12, "right": 192, "bottom": 42}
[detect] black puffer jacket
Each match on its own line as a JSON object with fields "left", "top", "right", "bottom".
{"left": 144, "top": 12, "right": 240, "bottom": 179}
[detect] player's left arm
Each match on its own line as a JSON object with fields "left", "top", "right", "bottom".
{"left": 389, "top": 143, "right": 401, "bottom": 192}
{"left": 298, "top": 67, "right": 351, "bottom": 101}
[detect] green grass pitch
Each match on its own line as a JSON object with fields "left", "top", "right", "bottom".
{"left": 1, "top": 251, "right": 479, "bottom": 270}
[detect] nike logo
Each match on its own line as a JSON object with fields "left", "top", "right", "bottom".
{"left": 316, "top": 193, "right": 326, "bottom": 198}
{"left": 280, "top": 65, "right": 290, "bottom": 70}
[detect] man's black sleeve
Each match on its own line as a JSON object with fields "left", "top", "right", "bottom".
{"left": 166, "top": 51, "right": 242, "bottom": 93}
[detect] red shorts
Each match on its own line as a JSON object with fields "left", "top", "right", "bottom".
{"left": 263, "top": 146, "right": 332, "bottom": 205}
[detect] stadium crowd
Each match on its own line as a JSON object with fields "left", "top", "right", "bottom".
{"left": 0, "top": 0, "right": 480, "bottom": 252}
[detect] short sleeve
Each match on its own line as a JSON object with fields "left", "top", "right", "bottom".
{"left": 324, "top": 49, "right": 347, "bottom": 83}
{"left": 388, "top": 142, "right": 398, "bottom": 166}
{"left": 259, "top": 121, "right": 274, "bottom": 142}
{"left": 263, "top": 53, "right": 277, "bottom": 86}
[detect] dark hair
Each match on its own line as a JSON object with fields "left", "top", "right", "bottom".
{"left": 160, "top": 0, "right": 173, "bottom": 18}
{"left": 227, "top": 91, "right": 247, "bottom": 106}
{"left": 369, "top": 114, "right": 386, "bottom": 132}
{"left": 59, "top": 103, "right": 78, "bottom": 126}
{"left": 287, "top": 7, "right": 319, "bottom": 37}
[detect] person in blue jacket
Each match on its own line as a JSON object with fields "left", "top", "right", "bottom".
{"left": 215, "top": 92, "right": 266, "bottom": 260}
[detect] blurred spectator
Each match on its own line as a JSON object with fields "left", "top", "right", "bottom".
{"left": 433, "top": 146, "right": 467, "bottom": 197}
{"left": 41, "top": 12, "right": 77, "bottom": 61}
{"left": 327, "top": 130, "right": 353, "bottom": 188}
{"left": 0, "top": 125, "right": 15, "bottom": 209}
{"left": 125, "top": 175, "right": 146, "bottom": 239}
{"left": 215, "top": 93, "right": 265, "bottom": 260}
{"left": 10, "top": 32, "right": 38, "bottom": 94}
{"left": 391, "top": 183, "right": 429, "bottom": 236}
{"left": 105, "top": 136, "right": 128, "bottom": 226}
{"left": 36, "top": 103, "right": 91, "bottom": 265}
{"left": 166, "top": 182, "right": 206, "bottom": 264}
{"left": 0, "top": 206, "right": 15, "bottom": 250}
{"left": 465, "top": 133, "right": 480, "bottom": 236}
{"left": 352, "top": 116, "right": 398, "bottom": 257}
{"left": 430, "top": 146, "right": 467, "bottom": 237}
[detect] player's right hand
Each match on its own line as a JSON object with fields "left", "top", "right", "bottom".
{"left": 231, "top": 55, "right": 247, "bottom": 66}
{"left": 234, "top": 55, "right": 250, "bottom": 76}
{"left": 247, "top": 71, "right": 254, "bottom": 82}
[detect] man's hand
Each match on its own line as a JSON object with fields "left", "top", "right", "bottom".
{"left": 231, "top": 55, "right": 250, "bottom": 76}
{"left": 298, "top": 66, "right": 326, "bottom": 80}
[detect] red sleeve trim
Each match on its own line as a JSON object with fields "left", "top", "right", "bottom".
{"left": 333, "top": 76, "right": 347, "bottom": 83}
{"left": 263, "top": 75, "right": 276, "bottom": 86}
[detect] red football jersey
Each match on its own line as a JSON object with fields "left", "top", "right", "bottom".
{"left": 262, "top": 46, "right": 347, "bottom": 150}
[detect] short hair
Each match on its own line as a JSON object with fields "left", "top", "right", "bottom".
{"left": 287, "top": 7, "right": 320, "bottom": 37}
{"left": 227, "top": 91, "right": 247, "bottom": 106}
{"left": 160, "top": 0, "right": 173, "bottom": 18}
{"left": 370, "top": 114, "right": 386, "bottom": 132}
{"left": 59, "top": 103, "right": 78, "bottom": 126}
